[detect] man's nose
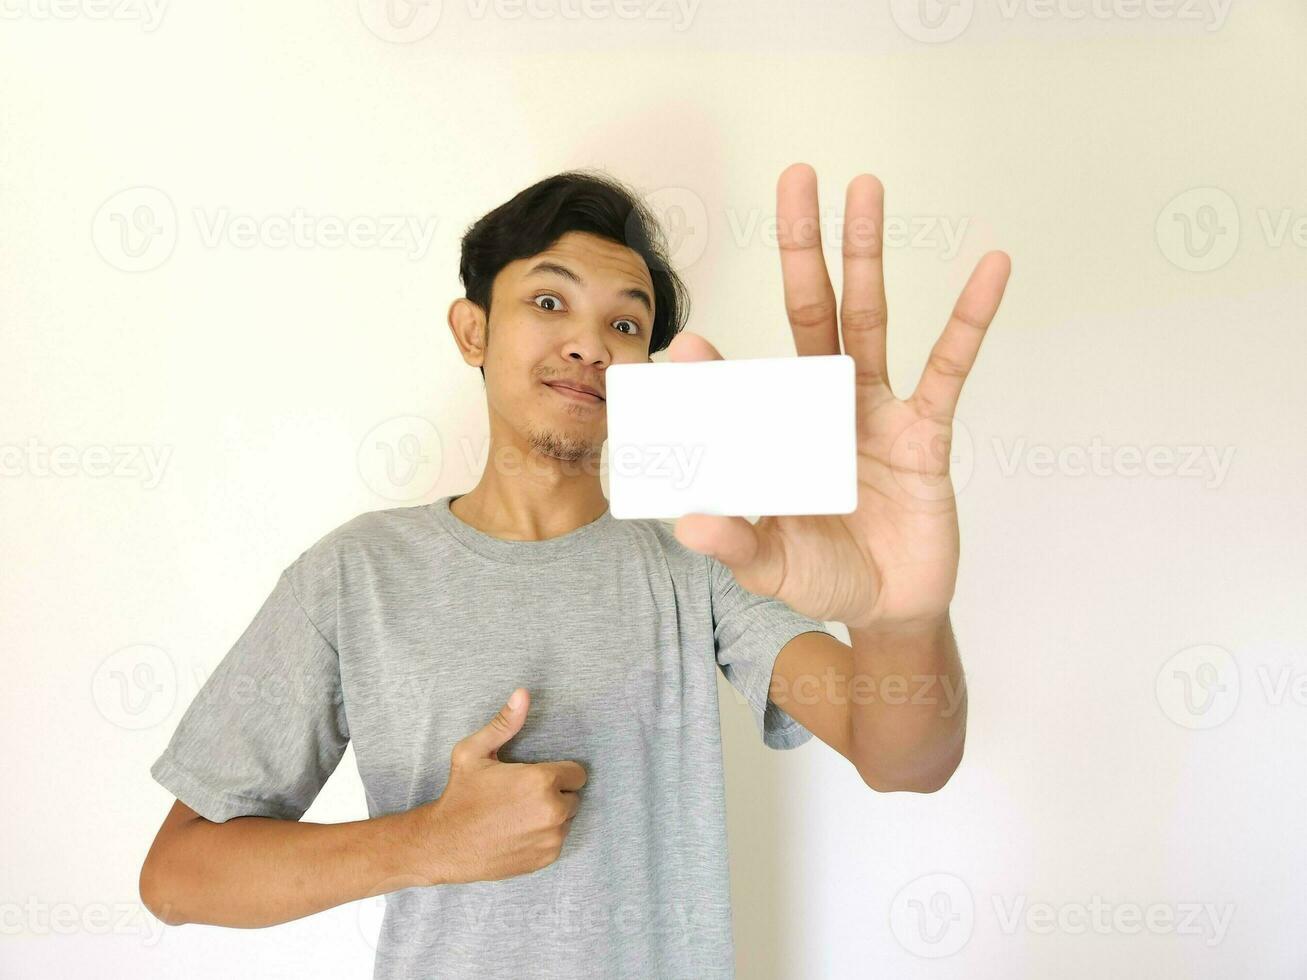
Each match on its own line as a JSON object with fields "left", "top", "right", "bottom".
{"left": 561, "top": 322, "right": 611, "bottom": 366}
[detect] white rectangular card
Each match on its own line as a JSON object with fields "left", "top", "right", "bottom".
{"left": 605, "top": 353, "right": 857, "bottom": 520}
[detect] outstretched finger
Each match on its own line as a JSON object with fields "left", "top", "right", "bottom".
{"left": 840, "top": 174, "right": 892, "bottom": 399}
{"left": 910, "top": 250, "right": 1011, "bottom": 420}
{"left": 778, "top": 163, "right": 839, "bottom": 357}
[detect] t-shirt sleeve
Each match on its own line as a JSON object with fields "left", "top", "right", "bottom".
{"left": 709, "top": 554, "right": 833, "bottom": 751}
{"left": 149, "top": 554, "right": 350, "bottom": 823}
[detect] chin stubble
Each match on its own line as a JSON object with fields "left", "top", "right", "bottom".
{"left": 524, "top": 424, "right": 601, "bottom": 463}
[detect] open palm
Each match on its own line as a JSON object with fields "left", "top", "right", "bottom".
{"left": 671, "top": 164, "right": 1011, "bottom": 631}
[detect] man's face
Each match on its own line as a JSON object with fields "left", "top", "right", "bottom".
{"left": 480, "top": 231, "right": 656, "bottom": 462}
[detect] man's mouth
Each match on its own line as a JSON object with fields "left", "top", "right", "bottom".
{"left": 545, "top": 381, "right": 605, "bottom": 404}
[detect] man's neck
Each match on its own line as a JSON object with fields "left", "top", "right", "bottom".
{"left": 449, "top": 475, "right": 608, "bottom": 542}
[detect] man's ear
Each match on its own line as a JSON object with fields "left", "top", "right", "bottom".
{"left": 447, "top": 298, "right": 488, "bottom": 369}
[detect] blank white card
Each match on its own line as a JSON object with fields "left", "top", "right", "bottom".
{"left": 605, "top": 354, "right": 857, "bottom": 520}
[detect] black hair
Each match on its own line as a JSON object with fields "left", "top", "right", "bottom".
{"left": 458, "top": 170, "right": 691, "bottom": 379}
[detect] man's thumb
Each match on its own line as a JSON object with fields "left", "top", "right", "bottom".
{"left": 461, "top": 688, "right": 528, "bottom": 759}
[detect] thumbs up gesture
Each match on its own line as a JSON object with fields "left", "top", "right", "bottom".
{"left": 403, "top": 689, "right": 588, "bottom": 885}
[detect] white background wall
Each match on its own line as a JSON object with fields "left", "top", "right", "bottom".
{"left": 3, "top": 1, "right": 1305, "bottom": 977}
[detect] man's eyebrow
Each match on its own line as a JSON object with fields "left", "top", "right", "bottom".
{"left": 525, "top": 261, "right": 654, "bottom": 316}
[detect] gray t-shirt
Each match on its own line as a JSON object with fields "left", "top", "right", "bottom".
{"left": 150, "top": 494, "right": 832, "bottom": 979}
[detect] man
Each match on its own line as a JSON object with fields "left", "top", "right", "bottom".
{"left": 139, "top": 164, "right": 1011, "bottom": 978}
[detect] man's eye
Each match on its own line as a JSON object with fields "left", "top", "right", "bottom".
{"left": 614, "top": 319, "right": 640, "bottom": 336}
{"left": 533, "top": 294, "right": 564, "bottom": 312}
